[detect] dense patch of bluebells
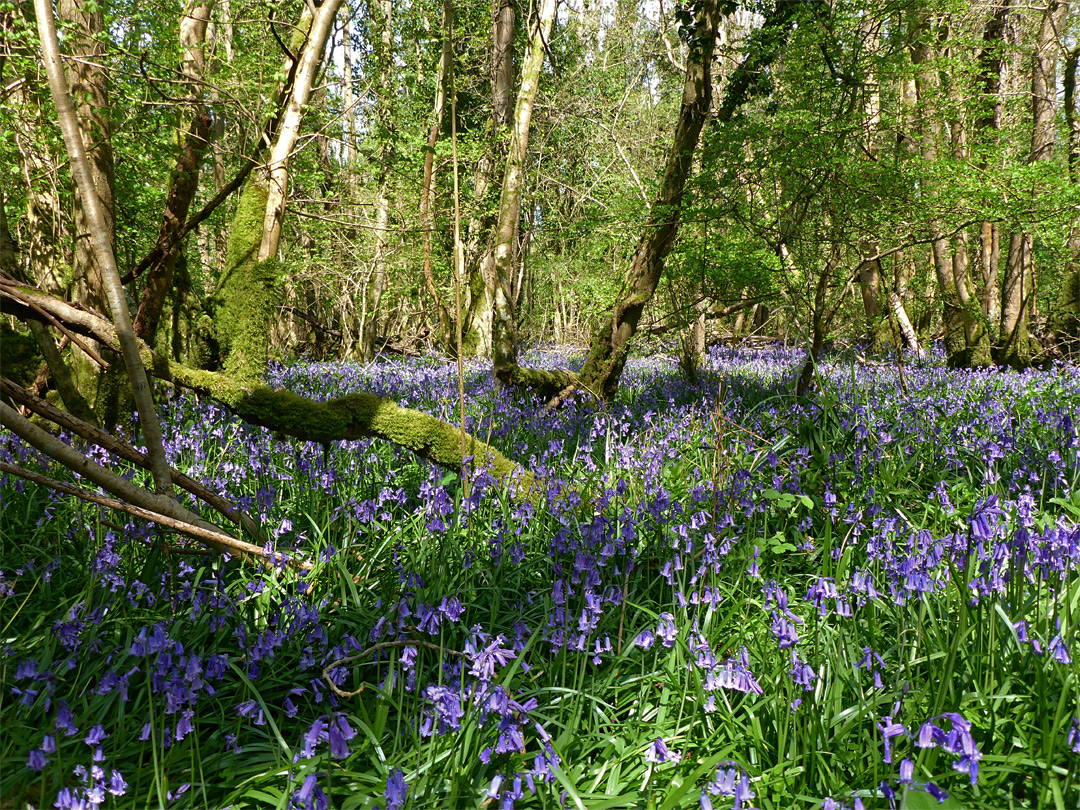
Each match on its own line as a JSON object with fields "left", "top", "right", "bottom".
{"left": 2, "top": 345, "right": 1080, "bottom": 808}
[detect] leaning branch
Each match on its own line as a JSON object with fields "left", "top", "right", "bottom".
{"left": 643, "top": 296, "right": 772, "bottom": 336}
{"left": 0, "top": 402, "right": 303, "bottom": 567}
{"left": 0, "top": 461, "right": 294, "bottom": 565}
{"left": 0, "top": 375, "right": 265, "bottom": 542}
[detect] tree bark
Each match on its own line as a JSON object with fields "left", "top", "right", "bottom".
{"left": 975, "top": 1, "right": 1009, "bottom": 339}
{"left": 909, "top": 10, "right": 990, "bottom": 367}
{"left": 1000, "top": 0, "right": 1066, "bottom": 368}
{"left": 212, "top": 0, "right": 342, "bottom": 382}
{"left": 1053, "top": 43, "right": 1080, "bottom": 355}
{"left": 56, "top": 0, "right": 112, "bottom": 319}
{"left": 490, "top": 0, "right": 557, "bottom": 386}
{"left": 887, "top": 291, "right": 923, "bottom": 357}
{"left": 574, "top": 0, "right": 724, "bottom": 399}
{"left": 420, "top": 0, "right": 454, "bottom": 345}
{"left": 359, "top": 0, "right": 395, "bottom": 363}
{"left": 456, "top": 0, "right": 517, "bottom": 357}
{"left": 258, "top": 0, "right": 344, "bottom": 263}
{"left": 133, "top": 0, "right": 215, "bottom": 345}
{"left": 858, "top": 247, "right": 890, "bottom": 353}
{"left": 36, "top": 0, "right": 174, "bottom": 495}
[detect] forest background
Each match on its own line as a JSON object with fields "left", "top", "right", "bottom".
{"left": 2, "top": 0, "right": 1078, "bottom": 392}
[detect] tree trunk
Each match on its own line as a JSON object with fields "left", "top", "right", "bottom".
{"left": 1000, "top": 1, "right": 1065, "bottom": 367}
{"left": 359, "top": 0, "right": 394, "bottom": 363}
{"left": 1, "top": 280, "right": 537, "bottom": 502}
{"left": 975, "top": 2, "right": 1009, "bottom": 342}
{"left": 1052, "top": 43, "right": 1080, "bottom": 355}
{"left": 858, "top": 246, "right": 890, "bottom": 353}
{"left": 212, "top": 0, "right": 343, "bottom": 382}
{"left": 887, "top": 291, "right": 923, "bottom": 357}
{"left": 909, "top": 10, "right": 990, "bottom": 367}
{"left": 455, "top": 0, "right": 517, "bottom": 357}
{"left": 420, "top": 0, "right": 454, "bottom": 346}
{"left": 257, "top": 0, "right": 341, "bottom": 263}
{"left": 490, "top": 0, "right": 557, "bottom": 386}
{"left": 575, "top": 0, "right": 723, "bottom": 399}
{"left": 37, "top": 0, "right": 173, "bottom": 493}
{"left": 57, "top": 0, "right": 112, "bottom": 320}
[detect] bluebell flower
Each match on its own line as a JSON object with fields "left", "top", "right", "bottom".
{"left": 27, "top": 749, "right": 47, "bottom": 770}
{"left": 644, "top": 737, "right": 681, "bottom": 764}
{"left": 384, "top": 768, "right": 407, "bottom": 810}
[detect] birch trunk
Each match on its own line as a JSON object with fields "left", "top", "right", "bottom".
{"left": 212, "top": 0, "right": 343, "bottom": 382}
{"left": 258, "top": 0, "right": 344, "bottom": 262}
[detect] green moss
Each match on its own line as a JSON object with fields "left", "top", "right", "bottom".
{"left": 153, "top": 354, "right": 537, "bottom": 501}
{"left": 211, "top": 180, "right": 280, "bottom": 382}
{"left": 94, "top": 360, "right": 135, "bottom": 432}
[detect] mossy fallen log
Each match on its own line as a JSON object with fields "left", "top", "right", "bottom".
{"left": 157, "top": 357, "right": 534, "bottom": 497}
{"left": 494, "top": 362, "right": 580, "bottom": 398}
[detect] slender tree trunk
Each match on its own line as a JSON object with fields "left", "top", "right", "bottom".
{"left": 980, "top": 221, "right": 1001, "bottom": 328}
{"left": 1000, "top": 0, "right": 1065, "bottom": 367}
{"left": 57, "top": 0, "right": 112, "bottom": 319}
{"left": 909, "top": 10, "right": 990, "bottom": 367}
{"left": 887, "top": 291, "right": 923, "bottom": 356}
{"left": 420, "top": 0, "right": 453, "bottom": 346}
{"left": 858, "top": 245, "right": 890, "bottom": 353}
{"left": 359, "top": 0, "right": 395, "bottom": 363}
{"left": 490, "top": 0, "right": 557, "bottom": 385}
{"left": 16, "top": 113, "right": 69, "bottom": 297}
{"left": 457, "top": 0, "right": 516, "bottom": 357}
{"left": 258, "top": 0, "right": 342, "bottom": 263}
{"left": 1053, "top": 43, "right": 1080, "bottom": 354}
{"left": 37, "top": 0, "right": 173, "bottom": 494}
{"left": 0, "top": 186, "right": 14, "bottom": 275}
{"left": 133, "top": 0, "right": 215, "bottom": 344}
{"left": 976, "top": 1, "right": 1009, "bottom": 341}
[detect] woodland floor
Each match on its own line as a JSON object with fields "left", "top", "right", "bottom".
{"left": 2, "top": 344, "right": 1080, "bottom": 809}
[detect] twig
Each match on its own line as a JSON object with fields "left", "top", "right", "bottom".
{"left": 322, "top": 640, "right": 469, "bottom": 698}
{"left": 0, "top": 375, "right": 265, "bottom": 544}
{"left": 98, "top": 518, "right": 213, "bottom": 556}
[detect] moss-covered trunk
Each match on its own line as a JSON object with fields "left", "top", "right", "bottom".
{"left": 209, "top": 180, "right": 281, "bottom": 382}
{"left": 0, "top": 279, "right": 537, "bottom": 499}
{"left": 489, "top": 0, "right": 557, "bottom": 386}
